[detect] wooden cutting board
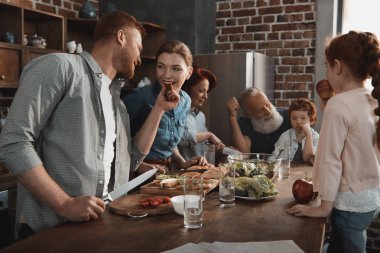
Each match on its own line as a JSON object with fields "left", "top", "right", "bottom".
{"left": 109, "top": 194, "right": 173, "bottom": 216}
{"left": 140, "top": 179, "right": 219, "bottom": 197}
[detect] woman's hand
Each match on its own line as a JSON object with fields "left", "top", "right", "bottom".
{"left": 209, "top": 134, "right": 225, "bottom": 152}
{"left": 181, "top": 156, "right": 210, "bottom": 169}
{"left": 155, "top": 84, "right": 180, "bottom": 112}
{"left": 226, "top": 97, "right": 239, "bottom": 118}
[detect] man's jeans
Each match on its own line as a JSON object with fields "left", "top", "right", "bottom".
{"left": 327, "top": 208, "right": 378, "bottom": 253}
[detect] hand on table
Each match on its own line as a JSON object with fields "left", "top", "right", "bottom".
{"left": 137, "top": 162, "right": 167, "bottom": 174}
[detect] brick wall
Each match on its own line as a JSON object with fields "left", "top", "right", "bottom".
{"left": 1, "top": 0, "right": 98, "bottom": 17}
{"left": 215, "top": 0, "right": 316, "bottom": 108}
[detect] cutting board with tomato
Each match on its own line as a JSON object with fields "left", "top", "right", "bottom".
{"left": 140, "top": 179, "right": 219, "bottom": 197}
{"left": 109, "top": 194, "right": 173, "bottom": 216}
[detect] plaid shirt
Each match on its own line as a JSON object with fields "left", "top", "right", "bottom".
{"left": 0, "top": 52, "right": 145, "bottom": 232}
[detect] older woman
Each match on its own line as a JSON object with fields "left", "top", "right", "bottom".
{"left": 123, "top": 40, "right": 206, "bottom": 173}
{"left": 178, "top": 66, "right": 225, "bottom": 162}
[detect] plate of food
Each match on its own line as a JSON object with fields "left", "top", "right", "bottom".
{"left": 234, "top": 175, "right": 279, "bottom": 200}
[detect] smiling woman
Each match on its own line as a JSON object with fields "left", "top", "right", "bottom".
{"left": 178, "top": 66, "right": 225, "bottom": 162}
{"left": 123, "top": 40, "right": 209, "bottom": 173}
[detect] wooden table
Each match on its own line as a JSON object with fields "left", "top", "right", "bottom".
{"left": 0, "top": 165, "right": 325, "bottom": 253}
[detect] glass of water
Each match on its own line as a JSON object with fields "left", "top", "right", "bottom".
{"left": 219, "top": 163, "right": 235, "bottom": 208}
{"left": 204, "top": 142, "right": 215, "bottom": 165}
{"left": 279, "top": 147, "right": 291, "bottom": 179}
{"left": 183, "top": 178, "right": 203, "bottom": 229}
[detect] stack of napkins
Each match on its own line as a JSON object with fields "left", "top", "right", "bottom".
{"left": 162, "top": 240, "right": 304, "bottom": 253}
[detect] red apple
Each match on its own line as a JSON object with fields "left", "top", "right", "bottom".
{"left": 292, "top": 178, "right": 314, "bottom": 204}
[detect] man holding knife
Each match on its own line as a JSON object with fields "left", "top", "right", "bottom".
{"left": 0, "top": 11, "right": 178, "bottom": 239}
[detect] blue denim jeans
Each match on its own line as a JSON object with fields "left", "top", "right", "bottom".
{"left": 327, "top": 208, "right": 378, "bottom": 253}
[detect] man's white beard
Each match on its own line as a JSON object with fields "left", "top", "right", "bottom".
{"left": 251, "top": 108, "right": 284, "bottom": 134}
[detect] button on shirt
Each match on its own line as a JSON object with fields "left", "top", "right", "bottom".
{"left": 123, "top": 83, "right": 191, "bottom": 160}
{"left": 0, "top": 52, "right": 145, "bottom": 232}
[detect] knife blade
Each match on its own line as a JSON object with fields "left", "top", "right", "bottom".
{"left": 102, "top": 168, "right": 157, "bottom": 204}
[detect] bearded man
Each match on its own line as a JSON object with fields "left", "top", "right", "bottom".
{"left": 226, "top": 87, "right": 291, "bottom": 153}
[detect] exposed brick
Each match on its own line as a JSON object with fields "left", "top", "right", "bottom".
{"left": 246, "top": 24, "right": 270, "bottom": 32}
{"left": 293, "top": 83, "right": 307, "bottom": 90}
{"left": 285, "top": 5, "right": 312, "bottom": 13}
{"left": 291, "top": 65, "right": 305, "bottom": 73}
{"left": 53, "top": 0, "right": 62, "bottom": 7}
{"left": 233, "top": 42, "right": 256, "bottom": 50}
{"left": 241, "top": 34, "right": 254, "bottom": 41}
{"left": 229, "top": 34, "right": 241, "bottom": 42}
{"left": 215, "top": 28, "right": 221, "bottom": 36}
{"left": 267, "top": 33, "right": 279, "bottom": 40}
{"left": 283, "top": 91, "right": 309, "bottom": 99}
{"left": 238, "top": 17, "right": 250, "bottom": 25}
{"left": 290, "top": 14, "right": 303, "bottom": 22}
{"left": 264, "top": 15, "right": 275, "bottom": 22}
{"left": 303, "top": 30, "right": 316, "bottom": 38}
{"left": 279, "top": 49, "right": 291, "bottom": 56}
{"left": 258, "top": 6, "right": 283, "bottom": 15}
{"left": 305, "top": 12, "right": 315, "bottom": 20}
{"left": 215, "top": 43, "right": 231, "bottom": 51}
{"left": 254, "top": 33, "right": 266, "bottom": 41}
{"left": 256, "top": 0, "right": 269, "bottom": 7}
{"left": 233, "top": 9, "right": 256, "bottom": 17}
{"left": 270, "top": 0, "right": 281, "bottom": 5}
{"left": 274, "top": 91, "right": 281, "bottom": 99}
{"left": 298, "top": 22, "right": 316, "bottom": 30}
{"left": 276, "top": 75, "right": 284, "bottom": 82}
{"left": 309, "top": 56, "right": 315, "bottom": 64}
{"left": 243, "top": 1, "right": 255, "bottom": 8}
{"left": 5, "top": 0, "right": 33, "bottom": 8}
{"left": 283, "top": 0, "right": 295, "bottom": 4}
{"left": 221, "top": 26, "right": 245, "bottom": 34}
{"left": 276, "top": 99, "right": 291, "bottom": 108}
{"left": 281, "top": 32, "right": 293, "bottom": 40}
{"left": 251, "top": 16, "right": 263, "bottom": 24}
{"left": 58, "top": 8, "right": 76, "bottom": 17}
{"left": 285, "top": 75, "right": 308, "bottom": 82}
{"left": 284, "top": 40, "right": 310, "bottom": 48}
{"left": 306, "top": 66, "right": 314, "bottom": 73}
{"left": 216, "top": 19, "right": 225, "bottom": 27}
{"left": 294, "top": 32, "right": 303, "bottom": 39}
{"left": 70, "top": 0, "right": 83, "bottom": 4}
{"left": 63, "top": 1, "right": 71, "bottom": 9}
{"left": 218, "top": 2, "right": 230, "bottom": 10}
{"left": 307, "top": 48, "right": 315, "bottom": 56}
{"left": 282, "top": 57, "right": 308, "bottom": 65}
{"left": 277, "top": 15, "right": 289, "bottom": 22}
{"left": 72, "top": 2, "right": 81, "bottom": 11}
{"left": 258, "top": 41, "right": 283, "bottom": 49}
{"left": 272, "top": 23, "right": 298, "bottom": 32}
{"left": 369, "top": 221, "right": 380, "bottom": 230}
{"left": 278, "top": 66, "right": 291, "bottom": 73}
{"left": 226, "top": 18, "right": 237, "bottom": 26}
{"left": 266, "top": 49, "right": 278, "bottom": 57}
{"left": 35, "top": 3, "right": 56, "bottom": 14}
{"left": 231, "top": 2, "right": 242, "bottom": 9}
{"left": 42, "top": 0, "right": 51, "bottom": 4}
{"left": 217, "top": 35, "right": 229, "bottom": 43}
{"left": 216, "top": 10, "right": 231, "bottom": 18}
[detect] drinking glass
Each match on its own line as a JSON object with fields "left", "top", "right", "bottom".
{"left": 183, "top": 178, "right": 203, "bottom": 229}
{"left": 279, "top": 147, "right": 291, "bottom": 179}
{"left": 219, "top": 163, "right": 235, "bottom": 207}
{"left": 204, "top": 143, "right": 215, "bottom": 165}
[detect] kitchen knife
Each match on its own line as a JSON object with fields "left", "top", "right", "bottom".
{"left": 102, "top": 168, "right": 157, "bottom": 204}
{"left": 222, "top": 146, "right": 242, "bottom": 156}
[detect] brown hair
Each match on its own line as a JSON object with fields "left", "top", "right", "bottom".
{"left": 93, "top": 11, "right": 146, "bottom": 43}
{"left": 182, "top": 66, "right": 217, "bottom": 94}
{"left": 155, "top": 40, "right": 193, "bottom": 67}
{"left": 325, "top": 31, "right": 380, "bottom": 148}
{"left": 288, "top": 98, "right": 317, "bottom": 124}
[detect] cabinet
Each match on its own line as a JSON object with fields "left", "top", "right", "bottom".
{"left": 0, "top": 2, "right": 64, "bottom": 88}
{"left": 0, "top": 1, "right": 166, "bottom": 90}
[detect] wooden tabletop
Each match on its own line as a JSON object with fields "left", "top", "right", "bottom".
{"left": 0, "top": 165, "right": 325, "bottom": 253}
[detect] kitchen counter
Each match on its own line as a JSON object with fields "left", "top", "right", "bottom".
{"left": 0, "top": 165, "right": 325, "bottom": 253}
